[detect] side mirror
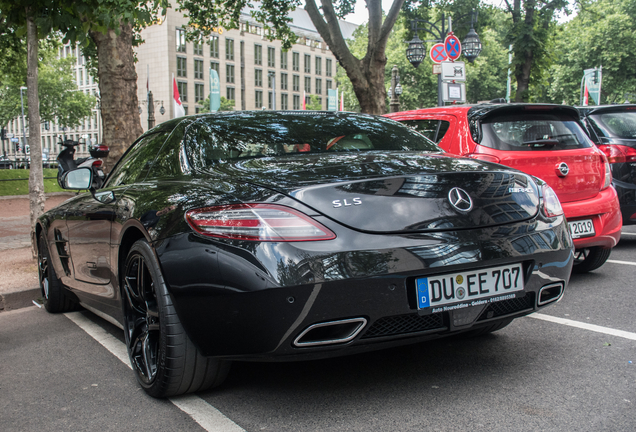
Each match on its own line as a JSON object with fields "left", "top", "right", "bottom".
{"left": 60, "top": 168, "right": 92, "bottom": 190}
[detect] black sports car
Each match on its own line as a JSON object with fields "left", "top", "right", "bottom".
{"left": 579, "top": 104, "right": 636, "bottom": 225}
{"left": 36, "top": 111, "right": 573, "bottom": 398}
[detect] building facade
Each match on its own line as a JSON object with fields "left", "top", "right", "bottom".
{"left": 136, "top": 7, "right": 356, "bottom": 132}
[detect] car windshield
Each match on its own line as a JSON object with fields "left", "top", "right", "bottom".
{"left": 589, "top": 111, "right": 636, "bottom": 139}
{"left": 183, "top": 112, "right": 440, "bottom": 169}
{"left": 481, "top": 112, "right": 593, "bottom": 151}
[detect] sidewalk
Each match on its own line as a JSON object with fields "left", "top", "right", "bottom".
{"left": 0, "top": 193, "right": 75, "bottom": 311}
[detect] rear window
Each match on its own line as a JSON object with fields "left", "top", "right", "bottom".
{"left": 184, "top": 113, "right": 441, "bottom": 169}
{"left": 480, "top": 113, "right": 593, "bottom": 151}
{"left": 400, "top": 119, "right": 450, "bottom": 144}
{"left": 589, "top": 111, "right": 636, "bottom": 139}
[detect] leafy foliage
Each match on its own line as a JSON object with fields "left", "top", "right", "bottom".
{"left": 197, "top": 96, "right": 236, "bottom": 112}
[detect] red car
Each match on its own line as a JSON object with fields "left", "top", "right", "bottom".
{"left": 386, "top": 103, "right": 622, "bottom": 273}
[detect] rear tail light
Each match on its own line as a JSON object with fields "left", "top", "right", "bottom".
{"left": 541, "top": 185, "right": 564, "bottom": 218}
{"left": 597, "top": 144, "right": 636, "bottom": 164}
{"left": 466, "top": 153, "right": 501, "bottom": 163}
{"left": 185, "top": 204, "right": 336, "bottom": 242}
{"left": 92, "top": 160, "right": 103, "bottom": 168}
{"left": 597, "top": 152, "right": 612, "bottom": 190}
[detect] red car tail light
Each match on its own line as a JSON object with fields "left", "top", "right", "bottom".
{"left": 541, "top": 185, "right": 564, "bottom": 218}
{"left": 597, "top": 144, "right": 636, "bottom": 164}
{"left": 467, "top": 153, "right": 501, "bottom": 163}
{"left": 185, "top": 204, "right": 336, "bottom": 242}
{"left": 92, "top": 160, "right": 103, "bottom": 168}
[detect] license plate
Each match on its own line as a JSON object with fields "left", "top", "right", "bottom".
{"left": 416, "top": 263, "right": 524, "bottom": 312}
{"left": 568, "top": 219, "right": 595, "bottom": 239}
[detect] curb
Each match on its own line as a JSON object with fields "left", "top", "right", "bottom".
{"left": 0, "top": 288, "right": 40, "bottom": 312}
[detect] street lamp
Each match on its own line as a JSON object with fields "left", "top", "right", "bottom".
{"left": 19, "top": 86, "right": 27, "bottom": 167}
{"left": 268, "top": 71, "right": 276, "bottom": 110}
{"left": 389, "top": 65, "right": 402, "bottom": 113}
{"left": 406, "top": 12, "right": 481, "bottom": 106}
{"left": 139, "top": 93, "right": 165, "bottom": 129}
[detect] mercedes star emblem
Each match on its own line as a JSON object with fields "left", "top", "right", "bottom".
{"left": 448, "top": 187, "right": 473, "bottom": 212}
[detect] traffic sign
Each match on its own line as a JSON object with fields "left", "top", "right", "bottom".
{"left": 429, "top": 43, "right": 448, "bottom": 63}
{"left": 441, "top": 61, "right": 466, "bottom": 82}
{"left": 6, "top": 133, "right": 14, "bottom": 138}
{"left": 442, "top": 82, "right": 466, "bottom": 103}
{"left": 11, "top": 138, "right": 19, "bottom": 142}
{"left": 444, "top": 34, "right": 462, "bottom": 61}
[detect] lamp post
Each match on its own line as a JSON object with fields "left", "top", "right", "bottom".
{"left": 139, "top": 93, "right": 165, "bottom": 130}
{"left": 268, "top": 71, "right": 276, "bottom": 110}
{"left": 19, "top": 86, "right": 27, "bottom": 167}
{"left": 389, "top": 65, "right": 403, "bottom": 113}
{"left": 406, "top": 12, "right": 481, "bottom": 106}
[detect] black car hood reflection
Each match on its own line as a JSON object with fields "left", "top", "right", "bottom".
{"left": 199, "top": 151, "right": 540, "bottom": 233}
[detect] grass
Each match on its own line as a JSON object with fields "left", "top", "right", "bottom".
{"left": 0, "top": 168, "right": 66, "bottom": 196}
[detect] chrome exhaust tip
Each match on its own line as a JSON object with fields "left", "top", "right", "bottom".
{"left": 293, "top": 318, "right": 368, "bottom": 347}
{"left": 537, "top": 282, "right": 564, "bottom": 306}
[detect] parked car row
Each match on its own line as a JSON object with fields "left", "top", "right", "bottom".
{"left": 32, "top": 101, "right": 633, "bottom": 399}
{"left": 386, "top": 102, "right": 625, "bottom": 274}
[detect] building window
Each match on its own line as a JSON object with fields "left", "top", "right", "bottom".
{"left": 226, "top": 64, "right": 235, "bottom": 83}
{"left": 210, "top": 61, "right": 220, "bottom": 75}
{"left": 315, "top": 78, "right": 322, "bottom": 95}
{"left": 226, "top": 38, "right": 234, "bottom": 61}
{"left": 210, "top": 36, "right": 219, "bottom": 58}
{"left": 195, "top": 83, "right": 205, "bottom": 105}
{"left": 177, "top": 56, "right": 187, "bottom": 77}
{"left": 268, "top": 47, "right": 275, "bottom": 68}
{"left": 268, "top": 71, "right": 275, "bottom": 89}
{"left": 281, "top": 73, "right": 288, "bottom": 90}
{"left": 326, "top": 58, "right": 332, "bottom": 77}
{"left": 315, "top": 57, "right": 322, "bottom": 75}
{"left": 227, "top": 87, "right": 235, "bottom": 102}
{"left": 194, "top": 38, "right": 203, "bottom": 56}
{"left": 281, "top": 51, "right": 288, "bottom": 70}
{"left": 254, "top": 44, "right": 262, "bottom": 66}
{"left": 326, "top": 79, "right": 332, "bottom": 90}
{"left": 176, "top": 28, "right": 186, "bottom": 53}
{"left": 255, "top": 69, "right": 263, "bottom": 87}
{"left": 304, "top": 54, "right": 311, "bottom": 73}
{"left": 268, "top": 91, "right": 273, "bottom": 109}
{"left": 304, "top": 76, "right": 311, "bottom": 93}
{"left": 293, "top": 75, "right": 300, "bottom": 92}
{"left": 292, "top": 52, "right": 299, "bottom": 71}
{"left": 177, "top": 81, "right": 187, "bottom": 102}
{"left": 255, "top": 90, "right": 263, "bottom": 109}
{"left": 293, "top": 94, "right": 300, "bottom": 110}
{"left": 281, "top": 93, "right": 288, "bottom": 110}
{"left": 194, "top": 59, "right": 204, "bottom": 80}
{"left": 184, "top": 106, "right": 188, "bottom": 115}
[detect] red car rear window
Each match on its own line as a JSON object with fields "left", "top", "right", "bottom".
{"left": 480, "top": 113, "right": 593, "bottom": 151}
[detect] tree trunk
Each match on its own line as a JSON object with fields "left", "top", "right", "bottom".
{"left": 304, "top": 0, "right": 404, "bottom": 114}
{"left": 90, "top": 23, "right": 143, "bottom": 173}
{"left": 26, "top": 12, "right": 45, "bottom": 256}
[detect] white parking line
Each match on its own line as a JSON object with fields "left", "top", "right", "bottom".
{"left": 529, "top": 313, "right": 636, "bottom": 341}
{"left": 607, "top": 259, "right": 636, "bottom": 266}
{"left": 64, "top": 312, "right": 245, "bottom": 432}
{"left": 621, "top": 232, "right": 636, "bottom": 235}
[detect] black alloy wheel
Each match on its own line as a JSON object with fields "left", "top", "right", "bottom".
{"left": 122, "top": 239, "right": 230, "bottom": 398}
{"left": 572, "top": 247, "right": 612, "bottom": 273}
{"left": 37, "top": 233, "right": 78, "bottom": 313}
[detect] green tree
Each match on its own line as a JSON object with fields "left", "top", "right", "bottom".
{"left": 503, "top": 0, "right": 568, "bottom": 101}
{"left": 306, "top": 94, "right": 323, "bottom": 110}
{"left": 197, "top": 96, "right": 236, "bottom": 112}
{"left": 179, "top": 0, "right": 407, "bottom": 114}
{"left": 547, "top": 0, "right": 636, "bottom": 104}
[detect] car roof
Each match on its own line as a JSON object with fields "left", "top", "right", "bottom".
{"left": 387, "top": 103, "right": 580, "bottom": 122}
{"left": 576, "top": 104, "right": 636, "bottom": 116}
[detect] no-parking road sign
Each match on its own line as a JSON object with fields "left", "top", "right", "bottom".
{"left": 444, "top": 34, "right": 462, "bottom": 61}
{"left": 429, "top": 43, "right": 448, "bottom": 63}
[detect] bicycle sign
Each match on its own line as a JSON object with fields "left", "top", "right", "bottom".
{"left": 444, "top": 34, "right": 462, "bottom": 61}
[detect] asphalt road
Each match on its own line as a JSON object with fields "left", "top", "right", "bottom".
{"left": 2, "top": 229, "right": 635, "bottom": 432}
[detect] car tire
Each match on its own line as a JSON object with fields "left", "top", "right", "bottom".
{"left": 37, "top": 233, "right": 79, "bottom": 313}
{"left": 572, "top": 247, "right": 612, "bottom": 273}
{"left": 122, "top": 239, "right": 230, "bottom": 398}
{"left": 458, "top": 318, "right": 514, "bottom": 338}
